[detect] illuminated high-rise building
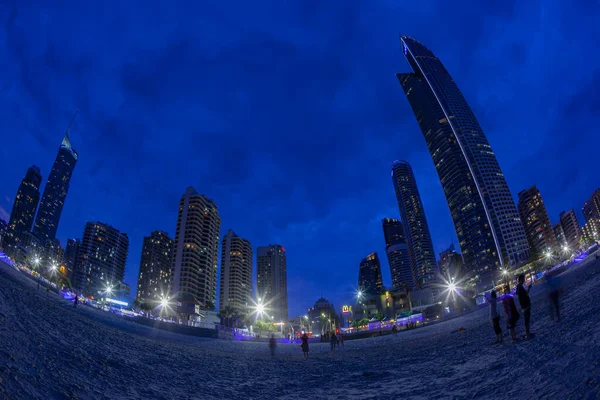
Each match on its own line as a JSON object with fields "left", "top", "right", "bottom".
{"left": 439, "top": 244, "right": 464, "bottom": 280}
{"left": 518, "top": 186, "right": 557, "bottom": 255}
{"left": 136, "top": 230, "right": 173, "bottom": 304}
{"left": 6, "top": 166, "right": 42, "bottom": 251}
{"left": 170, "top": 187, "right": 221, "bottom": 312}
{"left": 358, "top": 252, "right": 383, "bottom": 296}
{"left": 583, "top": 189, "right": 600, "bottom": 222}
{"left": 559, "top": 210, "right": 581, "bottom": 251}
{"left": 391, "top": 161, "right": 438, "bottom": 289}
{"left": 382, "top": 218, "right": 413, "bottom": 289}
{"left": 74, "top": 222, "right": 129, "bottom": 296}
{"left": 33, "top": 132, "right": 78, "bottom": 242}
{"left": 553, "top": 222, "right": 567, "bottom": 249}
{"left": 219, "top": 230, "right": 252, "bottom": 313}
{"left": 257, "top": 244, "right": 288, "bottom": 322}
{"left": 397, "top": 36, "right": 529, "bottom": 282}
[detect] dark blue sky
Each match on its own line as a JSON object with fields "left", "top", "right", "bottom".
{"left": 1, "top": 2, "right": 599, "bottom": 317}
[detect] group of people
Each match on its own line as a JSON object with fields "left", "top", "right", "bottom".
{"left": 485, "top": 271, "right": 562, "bottom": 343}
{"left": 269, "top": 331, "right": 345, "bottom": 359}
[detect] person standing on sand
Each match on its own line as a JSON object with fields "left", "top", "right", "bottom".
{"left": 545, "top": 270, "right": 561, "bottom": 322}
{"left": 330, "top": 332, "right": 337, "bottom": 351}
{"left": 301, "top": 333, "right": 309, "bottom": 358}
{"left": 484, "top": 290, "right": 502, "bottom": 343}
{"left": 74, "top": 294, "right": 78, "bottom": 308}
{"left": 502, "top": 286, "right": 520, "bottom": 342}
{"left": 269, "top": 334, "right": 277, "bottom": 358}
{"left": 339, "top": 332, "right": 344, "bottom": 346}
{"left": 516, "top": 274, "right": 533, "bottom": 339}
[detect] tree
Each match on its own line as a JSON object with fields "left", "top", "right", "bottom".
{"left": 255, "top": 320, "right": 277, "bottom": 334}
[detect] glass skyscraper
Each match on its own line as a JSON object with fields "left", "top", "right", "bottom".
{"left": 357, "top": 252, "right": 383, "bottom": 295}
{"left": 33, "top": 134, "right": 78, "bottom": 242}
{"left": 382, "top": 218, "right": 413, "bottom": 289}
{"left": 397, "top": 36, "right": 529, "bottom": 280}
{"left": 6, "top": 166, "right": 42, "bottom": 249}
{"left": 391, "top": 160, "right": 438, "bottom": 289}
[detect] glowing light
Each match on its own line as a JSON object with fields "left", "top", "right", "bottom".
{"left": 160, "top": 298, "right": 169, "bottom": 308}
{"left": 33, "top": 257, "right": 41, "bottom": 266}
{"left": 105, "top": 286, "right": 113, "bottom": 295}
{"left": 448, "top": 282, "right": 457, "bottom": 292}
{"left": 502, "top": 269, "right": 508, "bottom": 276}
{"left": 106, "top": 298, "right": 128, "bottom": 306}
{"left": 545, "top": 251, "right": 552, "bottom": 258}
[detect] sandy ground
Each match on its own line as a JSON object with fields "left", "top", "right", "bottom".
{"left": 1, "top": 258, "right": 599, "bottom": 400}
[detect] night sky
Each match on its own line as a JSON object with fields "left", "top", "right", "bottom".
{"left": 1, "top": 2, "right": 598, "bottom": 318}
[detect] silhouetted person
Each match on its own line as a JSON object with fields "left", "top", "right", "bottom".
{"left": 485, "top": 290, "right": 502, "bottom": 343}
{"left": 502, "top": 286, "right": 520, "bottom": 342}
{"left": 330, "top": 332, "right": 337, "bottom": 351}
{"left": 516, "top": 274, "right": 533, "bottom": 338}
{"left": 269, "top": 334, "right": 277, "bottom": 357}
{"left": 74, "top": 294, "right": 78, "bottom": 308}
{"left": 545, "top": 270, "right": 561, "bottom": 322}
{"left": 339, "top": 332, "right": 344, "bottom": 345}
{"left": 392, "top": 325, "right": 398, "bottom": 335}
{"left": 301, "top": 333, "right": 309, "bottom": 358}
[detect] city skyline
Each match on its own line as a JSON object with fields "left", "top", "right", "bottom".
{"left": 1, "top": 2, "right": 597, "bottom": 318}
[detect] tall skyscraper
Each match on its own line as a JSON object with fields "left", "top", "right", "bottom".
{"left": 438, "top": 244, "right": 464, "bottom": 280}
{"left": 136, "top": 231, "right": 173, "bottom": 304}
{"left": 553, "top": 222, "right": 567, "bottom": 249}
{"left": 559, "top": 210, "right": 581, "bottom": 250}
{"left": 219, "top": 230, "right": 252, "bottom": 313}
{"left": 397, "top": 36, "right": 529, "bottom": 281}
{"left": 382, "top": 218, "right": 412, "bottom": 289}
{"left": 33, "top": 133, "right": 78, "bottom": 242}
{"left": 518, "top": 186, "right": 557, "bottom": 256}
{"left": 583, "top": 189, "right": 600, "bottom": 222}
{"left": 391, "top": 160, "right": 438, "bottom": 289}
{"left": 74, "top": 222, "right": 129, "bottom": 296}
{"left": 357, "top": 252, "right": 383, "bottom": 296}
{"left": 256, "top": 245, "right": 288, "bottom": 322}
{"left": 6, "top": 166, "right": 42, "bottom": 250}
{"left": 64, "top": 238, "right": 80, "bottom": 281}
{"left": 170, "top": 187, "right": 221, "bottom": 311}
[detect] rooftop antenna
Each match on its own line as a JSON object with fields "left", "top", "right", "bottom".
{"left": 65, "top": 109, "right": 79, "bottom": 136}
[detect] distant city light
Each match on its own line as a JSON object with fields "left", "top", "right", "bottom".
{"left": 448, "top": 282, "right": 457, "bottom": 293}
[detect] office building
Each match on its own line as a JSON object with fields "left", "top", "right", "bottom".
{"left": 171, "top": 187, "right": 221, "bottom": 313}
{"left": 136, "top": 230, "right": 174, "bottom": 304}
{"left": 75, "top": 222, "right": 129, "bottom": 296}
{"left": 559, "top": 210, "right": 582, "bottom": 251}
{"left": 397, "top": 36, "right": 529, "bottom": 283}
{"left": 33, "top": 133, "right": 78, "bottom": 242}
{"left": 391, "top": 161, "right": 438, "bottom": 289}
{"left": 358, "top": 252, "right": 383, "bottom": 296}
{"left": 518, "top": 186, "right": 557, "bottom": 256}
{"left": 219, "top": 230, "right": 252, "bottom": 313}
{"left": 382, "top": 218, "right": 413, "bottom": 289}
{"left": 6, "top": 166, "right": 42, "bottom": 251}
{"left": 257, "top": 244, "right": 288, "bottom": 322}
